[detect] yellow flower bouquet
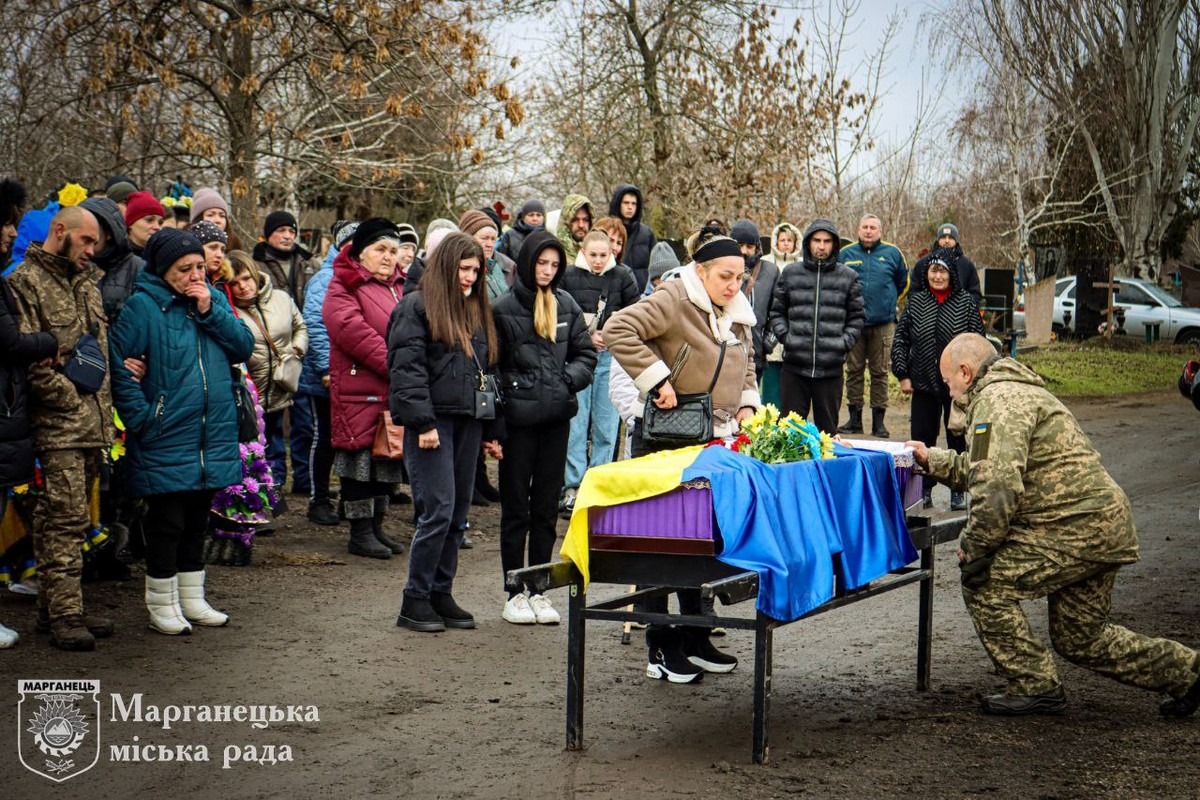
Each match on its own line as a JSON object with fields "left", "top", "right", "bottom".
{"left": 731, "top": 404, "right": 834, "bottom": 464}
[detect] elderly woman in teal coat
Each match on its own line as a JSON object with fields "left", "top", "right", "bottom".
{"left": 109, "top": 228, "right": 255, "bottom": 636}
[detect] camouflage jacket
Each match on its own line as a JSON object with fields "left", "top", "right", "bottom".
{"left": 926, "top": 356, "right": 1137, "bottom": 566}
{"left": 7, "top": 243, "right": 114, "bottom": 451}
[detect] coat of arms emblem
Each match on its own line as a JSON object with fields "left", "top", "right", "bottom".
{"left": 18, "top": 679, "right": 101, "bottom": 782}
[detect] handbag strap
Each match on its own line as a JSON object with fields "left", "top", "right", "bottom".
{"left": 707, "top": 341, "right": 727, "bottom": 395}
{"left": 468, "top": 343, "right": 490, "bottom": 390}
{"left": 247, "top": 304, "right": 283, "bottom": 362}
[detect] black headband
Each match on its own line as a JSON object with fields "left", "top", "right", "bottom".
{"left": 692, "top": 236, "right": 743, "bottom": 263}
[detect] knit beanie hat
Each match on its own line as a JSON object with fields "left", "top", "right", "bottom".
{"left": 189, "top": 220, "right": 228, "bottom": 246}
{"left": 104, "top": 174, "right": 137, "bottom": 193}
{"left": 144, "top": 227, "right": 203, "bottom": 277}
{"left": 124, "top": 192, "right": 166, "bottom": 228}
{"left": 730, "top": 219, "right": 761, "bottom": 247}
{"left": 189, "top": 188, "right": 229, "bottom": 223}
{"left": 263, "top": 210, "right": 298, "bottom": 239}
{"left": 518, "top": 199, "right": 546, "bottom": 221}
{"left": 648, "top": 241, "right": 681, "bottom": 282}
{"left": 479, "top": 206, "right": 504, "bottom": 231}
{"left": 937, "top": 222, "right": 960, "bottom": 243}
{"left": 106, "top": 181, "right": 138, "bottom": 205}
{"left": 426, "top": 218, "right": 458, "bottom": 238}
{"left": 425, "top": 228, "right": 453, "bottom": 257}
{"left": 457, "top": 209, "right": 497, "bottom": 237}
{"left": 349, "top": 217, "right": 401, "bottom": 260}
{"left": 396, "top": 223, "right": 419, "bottom": 248}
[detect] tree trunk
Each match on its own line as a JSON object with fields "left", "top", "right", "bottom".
{"left": 227, "top": 0, "right": 259, "bottom": 247}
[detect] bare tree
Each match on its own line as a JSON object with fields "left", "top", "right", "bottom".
{"left": 980, "top": 0, "right": 1200, "bottom": 281}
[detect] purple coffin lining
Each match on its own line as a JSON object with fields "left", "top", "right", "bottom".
{"left": 589, "top": 486, "right": 714, "bottom": 540}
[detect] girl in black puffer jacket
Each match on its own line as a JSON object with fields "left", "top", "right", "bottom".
{"left": 491, "top": 230, "right": 596, "bottom": 625}
{"left": 891, "top": 248, "right": 983, "bottom": 508}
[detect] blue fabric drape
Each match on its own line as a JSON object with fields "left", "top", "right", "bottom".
{"left": 681, "top": 444, "right": 917, "bottom": 622}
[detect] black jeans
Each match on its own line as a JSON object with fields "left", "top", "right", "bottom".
{"left": 779, "top": 369, "right": 843, "bottom": 435}
{"left": 145, "top": 490, "right": 215, "bottom": 579}
{"left": 404, "top": 416, "right": 482, "bottom": 599}
{"left": 498, "top": 420, "right": 570, "bottom": 594}
{"left": 305, "top": 394, "right": 335, "bottom": 506}
{"left": 910, "top": 386, "right": 966, "bottom": 490}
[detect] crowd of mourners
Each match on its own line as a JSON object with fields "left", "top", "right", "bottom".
{"left": 0, "top": 175, "right": 988, "bottom": 681}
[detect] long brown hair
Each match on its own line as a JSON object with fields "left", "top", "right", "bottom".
{"left": 419, "top": 232, "right": 498, "bottom": 365}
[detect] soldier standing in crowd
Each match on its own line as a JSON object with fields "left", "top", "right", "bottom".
{"left": 7, "top": 206, "right": 115, "bottom": 651}
{"left": 908, "top": 333, "right": 1200, "bottom": 718}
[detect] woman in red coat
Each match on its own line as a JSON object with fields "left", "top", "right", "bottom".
{"left": 323, "top": 218, "right": 407, "bottom": 559}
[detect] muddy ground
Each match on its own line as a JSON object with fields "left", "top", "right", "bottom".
{"left": 2, "top": 392, "right": 1197, "bottom": 799}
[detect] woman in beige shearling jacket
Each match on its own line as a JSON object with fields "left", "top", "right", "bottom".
{"left": 601, "top": 230, "right": 759, "bottom": 685}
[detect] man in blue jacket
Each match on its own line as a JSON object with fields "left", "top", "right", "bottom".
{"left": 838, "top": 214, "right": 908, "bottom": 437}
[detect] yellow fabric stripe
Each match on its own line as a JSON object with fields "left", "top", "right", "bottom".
{"left": 558, "top": 445, "right": 705, "bottom": 587}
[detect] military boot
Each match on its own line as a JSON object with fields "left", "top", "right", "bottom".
{"left": 1160, "top": 672, "right": 1200, "bottom": 718}
{"left": 871, "top": 407, "right": 890, "bottom": 438}
{"left": 837, "top": 405, "right": 863, "bottom": 434}
{"left": 37, "top": 608, "right": 114, "bottom": 638}
{"left": 49, "top": 616, "right": 97, "bottom": 651}
{"left": 980, "top": 687, "right": 1066, "bottom": 716}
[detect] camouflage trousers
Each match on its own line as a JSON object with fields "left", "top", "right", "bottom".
{"left": 844, "top": 322, "right": 894, "bottom": 410}
{"left": 32, "top": 448, "right": 99, "bottom": 621}
{"left": 963, "top": 541, "right": 1199, "bottom": 698}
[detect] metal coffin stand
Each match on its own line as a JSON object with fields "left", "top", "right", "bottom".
{"left": 506, "top": 511, "right": 966, "bottom": 765}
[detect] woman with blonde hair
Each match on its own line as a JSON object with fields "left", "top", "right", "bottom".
{"left": 491, "top": 230, "right": 596, "bottom": 624}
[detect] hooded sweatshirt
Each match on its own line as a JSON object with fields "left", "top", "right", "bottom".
{"left": 556, "top": 194, "right": 594, "bottom": 264}
{"left": 607, "top": 184, "right": 658, "bottom": 292}
{"left": 490, "top": 230, "right": 598, "bottom": 426}
{"left": 925, "top": 356, "right": 1137, "bottom": 568}
{"left": 767, "top": 219, "right": 864, "bottom": 378}
{"left": 81, "top": 196, "right": 145, "bottom": 322}
{"left": 890, "top": 248, "right": 983, "bottom": 394}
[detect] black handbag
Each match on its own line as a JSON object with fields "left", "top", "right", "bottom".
{"left": 640, "top": 341, "right": 726, "bottom": 449}
{"left": 470, "top": 350, "right": 500, "bottom": 421}
{"left": 63, "top": 325, "right": 107, "bottom": 395}
{"left": 231, "top": 367, "right": 259, "bottom": 443}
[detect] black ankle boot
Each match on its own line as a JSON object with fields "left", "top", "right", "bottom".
{"left": 837, "top": 405, "right": 863, "bottom": 434}
{"left": 397, "top": 595, "right": 445, "bottom": 632}
{"left": 681, "top": 627, "right": 738, "bottom": 673}
{"left": 646, "top": 628, "right": 703, "bottom": 684}
{"left": 871, "top": 407, "right": 890, "bottom": 438}
{"left": 371, "top": 497, "right": 405, "bottom": 554}
{"left": 347, "top": 517, "right": 391, "bottom": 559}
{"left": 430, "top": 591, "right": 476, "bottom": 629}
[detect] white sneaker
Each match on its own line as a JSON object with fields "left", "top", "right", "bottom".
{"left": 502, "top": 593, "right": 536, "bottom": 625}
{"left": 528, "top": 594, "right": 560, "bottom": 625}
{"left": 0, "top": 621, "right": 18, "bottom": 648}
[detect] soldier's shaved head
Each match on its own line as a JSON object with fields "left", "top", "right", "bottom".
{"left": 943, "top": 333, "right": 997, "bottom": 372}
{"left": 44, "top": 205, "right": 101, "bottom": 268}
{"left": 940, "top": 333, "right": 998, "bottom": 399}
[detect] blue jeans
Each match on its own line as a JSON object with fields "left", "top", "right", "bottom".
{"left": 289, "top": 395, "right": 314, "bottom": 493}
{"left": 403, "top": 416, "right": 482, "bottom": 599}
{"left": 564, "top": 349, "right": 619, "bottom": 491}
{"left": 262, "top": 410, "right": 288, "bottom": 499}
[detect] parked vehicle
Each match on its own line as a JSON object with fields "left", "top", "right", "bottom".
{"left": 1013, "top": 276, "right": 1200, "bottom": 344}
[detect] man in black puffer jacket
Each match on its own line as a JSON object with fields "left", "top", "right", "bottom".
{"left": 891, "top": 248, "right": 983, "bottom": 509}
{"left": 608, "top": 184, "right": 658, "bottom": 292}
{"left": 767, "top": 218, "right": 864, "bottom": 434}
{"left": 80, "top": 197, "right": 144, "bottom": 322}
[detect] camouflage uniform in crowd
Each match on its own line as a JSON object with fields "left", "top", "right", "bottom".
{"left": 925, "top": 356, "right": 1200, "bottom": 700}
{"left": 7, "top": 243, "right": 114, "bottom": 629}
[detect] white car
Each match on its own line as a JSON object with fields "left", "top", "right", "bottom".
{"left": 1014, "top": 276, "right": 1200, "bottom": 344}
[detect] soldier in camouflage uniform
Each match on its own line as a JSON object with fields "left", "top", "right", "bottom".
{"left": 7, "top": 206, "right": 116, "bottom": 651}
{"left": 908, "top": 333, "right": 1200, "bottom": 717}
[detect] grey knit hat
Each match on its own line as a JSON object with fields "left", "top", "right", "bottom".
{"left": 648, "top": 241, "right": 681, "bottom": 282}
{"left": 937, "top": 222, "right": 960, "bottom": 243}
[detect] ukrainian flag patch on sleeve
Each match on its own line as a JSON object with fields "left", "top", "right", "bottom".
{"left": 970, "top": 423, "right": 990, "bottom": 460}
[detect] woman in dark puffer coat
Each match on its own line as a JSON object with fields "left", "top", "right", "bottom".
{"left": 108, "top": 228, "right": 255, "bottom": 635}
{"left": 891, "top": 247, "right": 983, "bottom": 509}
{"left": 491, "top": 230, "right": 596, "bottom": 626}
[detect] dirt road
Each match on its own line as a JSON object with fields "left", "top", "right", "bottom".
{"left": 2, "top": 392, "right": 1197, "bottom": 798}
